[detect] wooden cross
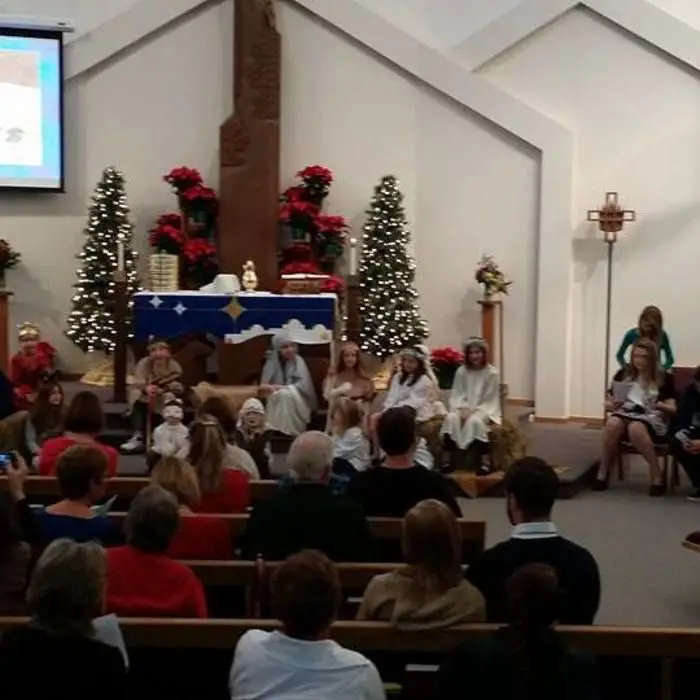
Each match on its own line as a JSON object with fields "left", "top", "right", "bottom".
{"left": 587, "top": 192, "right": 636, "bottom": 243}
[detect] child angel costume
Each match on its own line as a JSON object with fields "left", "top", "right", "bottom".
{"left": 261, "top": 333, "right": 317, "bottom": 436}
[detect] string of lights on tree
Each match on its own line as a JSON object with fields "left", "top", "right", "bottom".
{"left": 358, "top": 175, "right": 428, "bottom": 358}
{"left": 65, "top": 167, "right": 141, "bottom": 353}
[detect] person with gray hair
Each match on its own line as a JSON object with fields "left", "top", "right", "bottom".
{"left": 241, "top": 431, "right": 372, "bottom": 562}
{"left": 0, "top": 539, "right": 127, "bottom": 699}
{"left": 105, "top": 485, "right": 208, "bottom": 618}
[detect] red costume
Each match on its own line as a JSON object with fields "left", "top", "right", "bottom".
{"left": 10, "top": 323, "right": 55, "bottom": 411}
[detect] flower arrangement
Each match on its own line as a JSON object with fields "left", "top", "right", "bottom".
{"left": 278, "top": 164, "right": 349, "bottom": 274}
{"left": 475, "top": 255, "right": 511, "bottom": 298}
{"left": 182, "top": 239, "right": 219, "bottom": 287}
{"left": 320, "top": 274, "right": 344, "bottom": 294}
{"left": 430, "top": 346, "right": 464, "bottom": 390}
{"left": 149, "top": 213, "right": 186, "bottom": 254}
{"left": 164, "top": 166, "right": 203, "bottom": 193}
{"left": 0, "top": 239, "right": 21, "bottom": 271}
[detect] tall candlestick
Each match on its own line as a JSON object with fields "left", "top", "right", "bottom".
{"left": 349, "top": 237, "right": 358, "bottom": 276}
{"left": 117, "top": 241, "right": 125, "bottom": 272}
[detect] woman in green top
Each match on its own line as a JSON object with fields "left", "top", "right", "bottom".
{"left": 616, "top": 305, "right": 674, "bottom": 370}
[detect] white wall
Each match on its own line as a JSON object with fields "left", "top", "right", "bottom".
{"left": 0, "top": 0, "right": 233, "bottom": 368}
{"left": 474, "top": 6, "right": 700, "bottom": 416}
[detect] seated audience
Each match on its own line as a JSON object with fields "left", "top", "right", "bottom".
{"left": 358, "top": 499, "right": 485, "bottom": 628}
{"left": 38, "top": 390, "right": 119, "bottom": 477}
{"left": 241, "top": 432, "right": 372, "bottom": 561}
{"left": 198, "top": 395, "right": 260, "bottom": 478}
{"left": 151, "top": 456, "right": 232, "bottom": 559}
{"left": 595, "top": 338, "right": 676, "bottom": 495}
{"left": 467, "top": 457, "right": 600, "bottom": 624}
{"left": 259, "top": 332, "right": 317, "bottom": 437}
{"left": 0, "top": 539, "right": 127, "bottom": 700}
{"left": 616, "top": 304, "right": 674, "bottom": 370}
{"left": 670, "top": 366, "right": 700, "bottom": 501}
{"left": 323, "top": 340, "right": 374, "bottom": 413}
{"left": 234, "top": 398, "right": 273, "bottom": 479}
{"left": 436, "top": 563, "right": 597, "bottom": 700}
{"left": 0, "top": 488, "right": 31, "bottom": 614}
{"left": 330, "top": 397, "right": 371, "bottom": 488}
{"left": 34, "top": 445, "right": 120, "bottom": 546}
{"left": 347, "top": 407, "right": 460, "bottom": 517}
{"left": 229, "top": 549, "right": 385, "bottom": 700}
{"left": 106, "top": 485, "right": 207, "bottom": 617}
{"left": 188, "top": 416, "right": 251, "bottom": 513}
{"left": 151, "top": 396, "right": 189, "bottom": 459}
{"left": 0, "top": 381, "right": 64, "bottom": 466}
{"left": 441, "top": 337, "right": 501, "bottom": 473}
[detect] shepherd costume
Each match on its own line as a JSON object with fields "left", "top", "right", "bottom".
{"left": 10, "top": 323, "right": 55, "bottom": 411}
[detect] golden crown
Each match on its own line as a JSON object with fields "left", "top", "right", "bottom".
{"left": 17, "top": 322, "right": 40, "bottom": 342}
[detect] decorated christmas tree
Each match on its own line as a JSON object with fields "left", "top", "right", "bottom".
{"left": 65, "top": 167, "right": 140, "bottom": 353}
{"left": 359, "top": 175, "right": 428, "bottom": 358}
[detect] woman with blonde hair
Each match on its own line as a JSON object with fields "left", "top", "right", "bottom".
{"left": 187, "top": 416, "right": 250, "bottom": 513}
{"left": 357, "top": 499, "right": 485, "bottom": 629}
{"left": 151, "top": 456, "right": 232, "bottom": 559}
{"left": 596, "top": 337, "right": 676, "bottom": 495}
{"left": 616, "top": 304, "right": 674, "bottom": 370}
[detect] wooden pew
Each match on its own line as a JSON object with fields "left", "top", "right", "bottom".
{"left": 1, "top": 475, "right": 278, "bottom": 505}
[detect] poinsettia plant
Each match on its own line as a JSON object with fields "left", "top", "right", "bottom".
{"left": 0, "top": 239, "right": 21, "bottom": 271}
{"left": 149, "top": 213, "right": 186, "bottom": 254}
{"left": 164, "top": 166, "right": 203, "bottom": 193}
{"left": 431, "top": 346, "right": 465, "bottom": 390}
{"left": 183, "top": 239, "right": 219, "bottom": 287}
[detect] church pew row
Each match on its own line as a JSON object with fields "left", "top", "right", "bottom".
{"left": 0, "top": 618, "right": 694, "bottom": 700}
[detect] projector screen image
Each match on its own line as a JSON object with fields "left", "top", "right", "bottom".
{"left": 0, "top": 29, "right": 64, "bottom": 191}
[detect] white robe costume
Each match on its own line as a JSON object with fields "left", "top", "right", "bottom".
{"left": 383, "top": 373, "right": 440, "bottom": 423}
{"left": 440, "top": 364, "right": 501, "bottom": 449}
{"left": 261, "top": 334, "right": 317, "bottom": 436}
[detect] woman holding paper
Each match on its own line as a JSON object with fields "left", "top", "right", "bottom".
{"left": 595, "top": 338, "right": 676, "bottom": 496}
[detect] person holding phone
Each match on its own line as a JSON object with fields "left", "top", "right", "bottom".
{"left": 671, "top": 366, "right": 700, "bottom": 501}
{"left": 595, "top": 338, "right": 676, "bottom": 496}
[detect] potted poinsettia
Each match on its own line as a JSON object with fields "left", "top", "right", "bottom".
{"left": 430, "top": 346, "right": 464, "bottom": 390}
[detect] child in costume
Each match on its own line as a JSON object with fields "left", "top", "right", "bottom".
{"left": 151, "top": 397, "right": 189, "bottom": 459}
{"left": 616, "top": 305, "right": 674, "bottom": 370}
{"left": 10, "top": 322, "right": 56, "bottom": 410}
{"left": 234, "top": 398, "right": 273, "bottom": 479}
{"left": 121, "top": 340, "right": 183, "bottom": 454}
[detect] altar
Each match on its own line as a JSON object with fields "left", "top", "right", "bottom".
{"left": 133, "top": 291, "right": 338, "bottom": 345}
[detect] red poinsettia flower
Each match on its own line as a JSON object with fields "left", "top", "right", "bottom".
{"left": 281, "top": 185, "right": 305, "bottom": 203}
{"left": 316, "top": 214, "right": 348, "bottom": 237}
{"left": 183, "top": 238, "right": 217, "bottom": 264}
{"left": 164, "top": 166, "right": 203, "bottom": 192}
{"left": 155, "top": 212, "right": 182, "bottom": 229}
{"left": 280, "top": 261, "right": 322, "bottom": 275}
{"left": 296, "top": 165, "right": 333, "bottom": 185}
{"left": 431, "top": 346, "right": 464, "bottom": 367}
{"left": 149, "top": 222, "right": 186, "bottom": 254}
{"left": 279, "top": 199, "right": 319, "bottom": 226}
{"left": 320, "top": 274, "right": 344, "bottom": 294}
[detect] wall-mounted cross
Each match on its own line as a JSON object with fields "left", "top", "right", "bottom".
{"left": 587, "top": 191, "right": 636, "bottom": 243}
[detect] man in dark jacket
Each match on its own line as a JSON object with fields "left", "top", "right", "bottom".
{"left": 240, "top": 431, "right": 372, "bottom": 562}
{"left": 671, "top": 366, "right": 700, "bottom": 501}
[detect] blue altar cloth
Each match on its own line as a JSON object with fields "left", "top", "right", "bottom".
{"left": 133, "top": 291, "right": 337, "bottom": 345}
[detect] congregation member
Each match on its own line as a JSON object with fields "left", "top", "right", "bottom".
{"left": 357, "top": 500, "right": 485, "bottom": 628}
{"left": 151, "top": 396, "right": 189, "bottom": 459}
{"left": 467, "top": 457, "right": 600, "bottom": 624}
{"left": 0, "top": 380, "right": 64, "bottom": 466}
{"left": 106, "top": 485, "right": 207, "bottom": 617}
{"left": 9, "top": 321, "right": 56, "bottom": 411}
{"left": 441, "top": 337, "right": 501, "bottom": 472}
{"left": 122, "top": 339, "right": 184, "bottom": 453}
{"left": 595, "top": 338, "right": 676, "bottom": 495}
{"left": 198, "top": 395, "right": 260, "bottom": 478}
{"left": 38, "top": 390, "right": 119, "bottom": 477}
{"left": 188, "top": 416, "right": 251, "bottom": 513}
{"left": 0, "top": 489, "right": 31, "bottom": 614}
{"left": 259, "top": 332, "right": 317, "bottom": 436}
{"left": 347, "top": 407, "right": 460, "bottom": 518}
{"left": 0, "top": 539, "right": 127, "bottom": 699}
{"left": 241, "top": 432, "right": 372, "bottom": 561}
{"left": 235, "top": 397, "right": 273, "bottom": 479}
{"left": 229, "top": 549, "right": 385, "bottom": 700}
{"left": 616, "top": 304, "right": 674, "bottom": 370}
{"left": 330, "top": 397, "right": 371, "bottom": 485}
{"left": 436, "top": 563, "right": 597, "bottom": 700}
{"left": 34, "top": 445, "right": 120, "bottom": 546}
{"left": 670, "top": 366, "right": 700, "bottom": 501}
{"left": 323, "top": 340, "right": 374, "bottom": 412}
{"left": 151, "top": 456, "right": 232, "bottom": 559}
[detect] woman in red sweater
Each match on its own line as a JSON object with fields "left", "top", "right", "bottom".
{"left": 151, "top": 456, "right": 232, "bottom": 560}
{"left": 38, "top": 391, "right": 118, "bottom": 477}
{"left": 188, "top": 417, "right": 250, "bottom": 513}
{"left": 106, "top": 485, "right": 207, "bottom": 618}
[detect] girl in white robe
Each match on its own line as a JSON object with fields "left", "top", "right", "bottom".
{"left": 259, "top": 333, "right": 317, "bottom": 436}
{"left": 441, "top": 337, "right": 501, "bottom": 452}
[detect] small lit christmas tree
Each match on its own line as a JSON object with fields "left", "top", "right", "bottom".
{"left": 359, "top": 175, "right": 428, "bottom": 358}
{"left": 65, "top": 167, "right": 140, "bottom": 353}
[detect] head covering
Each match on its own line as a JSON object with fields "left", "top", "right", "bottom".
{"left": 17, "top": 322, "right": 40, "bottom": 342}
{"left": 271, "top": 331, "right": 294, "bottom": 351}
{"left": 241, "top": 397, "right": 265, "bottom": 415}
{"left": 464, "top": 337, "right": 489, "bottom": 367}
{"left": 162, "top": 397, "right": 183, "bottom": 421}
{"left": 261, "top": 333, "right": 317, "bottom": 410}
{"left": 415, "top": 344, "right": 439, "bottom": 387}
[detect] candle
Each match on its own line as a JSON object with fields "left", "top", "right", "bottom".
{"left": 117, "top": 241, "right": 125, "bottom": 271}
{"left": 349, "top": 237, "right": 358, "bottom": 276}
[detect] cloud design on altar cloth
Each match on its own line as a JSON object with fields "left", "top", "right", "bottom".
{"left": 224, "top": 319, "right": 332, "bottom": 345}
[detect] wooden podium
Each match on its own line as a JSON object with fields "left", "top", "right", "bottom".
{"left": 0, "top": 291, "right": 13, "bottom": 374}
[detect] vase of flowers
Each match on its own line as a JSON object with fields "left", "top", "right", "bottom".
{"left": 0, "top": 240, "right": 20, "bottom": 288}
{"left": 430, "top": 346, "right": 464, "bottom": 390}
{"left": 475, "top": 254, "right": 511, "bottom": 299}
{"left": 183, "top": 239, "right": 219, "bottom": 289}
